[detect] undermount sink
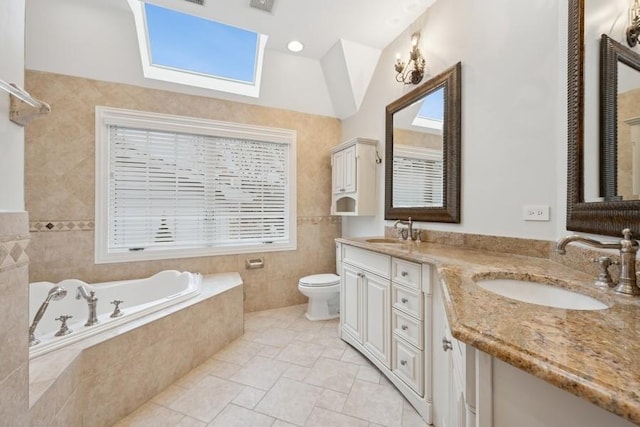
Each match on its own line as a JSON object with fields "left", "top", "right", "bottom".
{"left": 365, "top": 238, "right": 405, "bottom": 245}
{"left": 474, "top": 278, "right": 608, "bottom": 311}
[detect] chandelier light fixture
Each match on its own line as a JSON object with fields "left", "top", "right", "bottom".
{"left": 627, "top": 0, "right": 640, "bottom": 47}
{"left": 394, "top": 31, "right": 426, "bottom": 85}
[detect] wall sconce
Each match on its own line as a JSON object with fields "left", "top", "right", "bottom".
{"left": 627, "top": 0, "right": 640, "bottom": 47}
{"left": 394, "top": 32, "right": 426, "bottom": 85}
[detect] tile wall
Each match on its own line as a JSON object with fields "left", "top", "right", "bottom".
{"left": 24, "top": 71, "right": 342, "bottom": 312}
{"left": 0, "top": 212, "right": 30, "bottom": 424}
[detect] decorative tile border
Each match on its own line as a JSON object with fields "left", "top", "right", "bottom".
{"left": 30, "top": 221, "right": 95, "bottom": 233}
{"left": 30, "top": 217, "right": 339, "bottom": 233}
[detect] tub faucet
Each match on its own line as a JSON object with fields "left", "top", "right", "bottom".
{"left": 76, "top": 286, "right": 99, "bottom": 326}
{"left": 29, "top": 286, "right": 67, "bottom": 347}
{"left": 556, "top": 228, "right": 640, "bottom": 295}
{"left": 394, "top": 217, "right": 418, "bottom": 240}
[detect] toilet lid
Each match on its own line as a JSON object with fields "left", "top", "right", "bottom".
{"left": 300, "top": 274, "right": 340, "bottom": 287}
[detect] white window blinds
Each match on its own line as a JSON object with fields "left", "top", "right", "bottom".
{"left": 393, "top": 155, "right": 443, "bottom": 208}
{"left": 95, "top": 107, "right": 296, "bottom": 263}
{"left": 109, "top": 126, "right": 289, "bottom": 251}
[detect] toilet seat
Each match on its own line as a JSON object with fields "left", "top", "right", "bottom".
{"left": 299, "top": 273, "right": 340, "bottom": 287}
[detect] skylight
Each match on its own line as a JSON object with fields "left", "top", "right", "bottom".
{"left": 128, "top": 1, "right": 268, "bottom": 97}
{"left": 412, "top": 87, "right": 444, "bottom": 132}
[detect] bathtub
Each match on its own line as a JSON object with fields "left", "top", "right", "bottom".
{"left": 29, "top": 270, "right": 202, "bottom": 358}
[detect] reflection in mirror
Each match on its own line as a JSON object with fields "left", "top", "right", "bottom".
{"left": 567, "top": 0, "right": 640, "bottom": 237}
{"left": 600, "top": 34, "right": 640, "bottom": 203}
{"left": 617, "top": 61, "right": 640, "bottom": 200}
{"left": 385, "top": 62, "right": 461, "bottom": 223}
{"left": 392, "top": 87, "right": 444, "bottom": 208}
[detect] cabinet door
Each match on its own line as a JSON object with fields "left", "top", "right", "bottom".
{"left": 449, "top": 340, "right": 467, "bottom": 427}
{"left": 433, "top": 279, "right": 452, "bottom": 427}
{"left": 341, "top": 264, "right": 362, "bottom": 341}
{"left": 343, "top": 145, "right": 357, "bottom": 193}
{"left": 333, "top": 150, "right": 345, "bottom": 194}
{"left": 363, "top": 272, "right": 390, "bottom": 366}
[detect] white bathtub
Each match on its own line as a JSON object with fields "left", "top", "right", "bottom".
{"left": 29, "top": 270, "right": 202, "bottom": 358}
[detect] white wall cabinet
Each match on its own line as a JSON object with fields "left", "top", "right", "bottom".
{"left": 340, "top": 243, "right": 433, "bottom": 422}
{"left": 331, "top": 137, "right": 377, "bottom": 216}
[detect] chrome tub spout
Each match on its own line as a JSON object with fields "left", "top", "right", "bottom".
{"left": 76, "top": 285, "right": 99, "bottom": 326}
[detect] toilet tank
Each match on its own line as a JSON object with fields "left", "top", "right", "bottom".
{"left": 336, "top": 242, "right": 342, "bottom": 275}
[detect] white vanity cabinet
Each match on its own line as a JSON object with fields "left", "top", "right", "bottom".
{"left": 432, "top": 278, "right": 636, "bottom": 427}
{"left": 331, "top": 138, "right": 377, "bottom": 216}
{"left": 340, "top": 243, "right": 433, "bottom": 422}
{"left": 341, "top": 245, "right": 391, "bottom": 366}
{"left": 432, "top": 278, "right": 476, "bottom": 427}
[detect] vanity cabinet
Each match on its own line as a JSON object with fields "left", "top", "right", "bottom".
{"left": 341, "top": 245, "right": 391, "bottom": 366}
{"left": 340, "top": 243, "right": 433, "bottom": 422}
{"left": 432, "top": 278, "right": 476, "bottom": 427}
{"left": 331, "top": 137, "right": 377, "bottom": 216}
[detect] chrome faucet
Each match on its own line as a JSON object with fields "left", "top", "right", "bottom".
{"left": 29, "top": 286, "right": 67, "bottom": 346}
{"left": 75, "top": 286, "right": 99, "bottom": 326}
{"left": 394, "top": 217, "right": 419, "bottom": 241}
{"left": 556, "top": 228, "right": 640, "bottom": 295}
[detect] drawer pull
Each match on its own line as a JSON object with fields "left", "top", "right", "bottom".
{"left": 442, "top": 337, "right": 453, "bottom": 352}
{"left": 401, "top": 271, "right": 409, "bottom": 277}
{"left": 400, "top": 360, "right": 408, "bottom": 366}
{"left": 401, "top": 298, "right": 409, "bottom": 304}
{"left": 357, "top": 272, "right": 365, "bottom": 278}
{"left": 401, "top": 324, "right": 409, "bottom": 331}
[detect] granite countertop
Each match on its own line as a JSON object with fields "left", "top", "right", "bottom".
{"left": 336, "top": 237, "right": 640, "bottom": 425}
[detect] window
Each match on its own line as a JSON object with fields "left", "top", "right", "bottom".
{"left": 127, "top": 1, "right": 268, "bottom": 97}
{"left": 95, "top": 107, "right": 296, "bottom": 263}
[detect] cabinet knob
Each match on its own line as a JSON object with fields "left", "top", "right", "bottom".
{"left": 401, "top": 324, "right": 409, "bottom": 331}
{"left": 442, "top": 337, "right": 453, "bottom": 352}
{"left": 401, "top": 298, "right": 409, "bottom": 304}
{"left": 401, "top": 271, "right": 409, "bottom": 277}
{"left": 400, "top": 360, "right": 408, "bottom": 366}
{"left": 340, "top": 188, "right": 346, "bottom": 192}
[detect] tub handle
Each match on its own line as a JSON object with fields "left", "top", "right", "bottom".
{"left": 110, "top": 300, "right": 124, "bottom": 318}
{"left": 54, "top": 315, "right": 73, "bottom": 337}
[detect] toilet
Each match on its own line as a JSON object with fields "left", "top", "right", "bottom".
{"left": 298, "top": 244, "right": 341, "bottom": 321}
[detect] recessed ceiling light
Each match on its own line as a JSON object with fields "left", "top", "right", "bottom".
{"left": 287, "top": 40, "right": 304, "bottom": 52}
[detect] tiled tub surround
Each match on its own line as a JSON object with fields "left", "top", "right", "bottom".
{"left": 0, "top": 212, "right": 30, "bottom": 424}
{"left": 28, "top": 273, "right": 243, "bottom": 427}
{"left": 24, "top": 70, "right": 342, "bottom": 313}
{"left": 338, "top": 236, "right": 640, "bottom": 425}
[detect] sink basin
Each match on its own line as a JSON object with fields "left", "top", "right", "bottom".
{"left": 474, "top": 278, "right": 608, "bottom": 310}
{"left": 365, "top": 238, "right": 404, "bottom": 245}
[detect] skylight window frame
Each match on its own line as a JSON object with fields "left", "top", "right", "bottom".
{"left": 127, "top": 0, "right": 268, "bottom": 98}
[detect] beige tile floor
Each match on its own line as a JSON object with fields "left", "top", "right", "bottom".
{"left": 114, "top": 304, "right": 428, "bottom": 427}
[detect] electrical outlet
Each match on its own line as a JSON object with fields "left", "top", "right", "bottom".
{"left": 523, "top": 205, "right": 550, "bottom": 221}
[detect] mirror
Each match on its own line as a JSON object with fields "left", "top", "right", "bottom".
{"left": 385, "top": 62, "right": 461, "bottom": 223}
{"left": 567, "top": 0, "right": 640, "bottom": 236}
{"left": 600, "top": 34, "right": 640, "bottom": 201}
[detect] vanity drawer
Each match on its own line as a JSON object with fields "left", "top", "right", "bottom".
{"left": 392, "top": 258, "right": 421, "bottom": 290}
{"left": 392, "top": 284, "right": 423, "bottom": 319}
{"left": 392, "top": 336, "right": 424, "bottom": 396}
{"left": 343, "top": 245, "right": 390, "bottom": 278}
{"left": 392, "top": 309, "right": 423, "bottom": 349}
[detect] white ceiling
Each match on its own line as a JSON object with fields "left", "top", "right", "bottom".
{"left": 101, "top": 0, "right": 435, "bottom": 60}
